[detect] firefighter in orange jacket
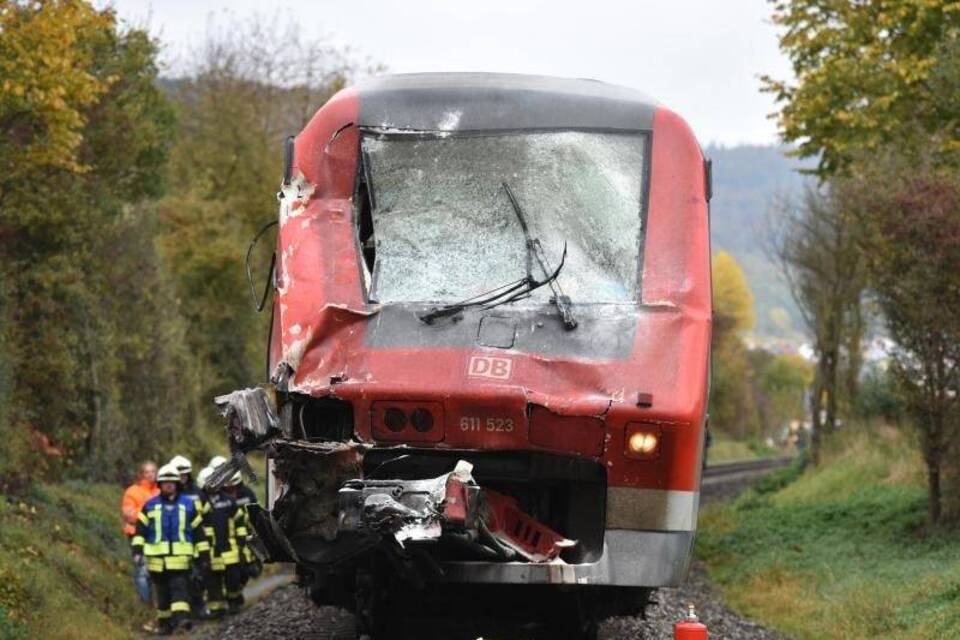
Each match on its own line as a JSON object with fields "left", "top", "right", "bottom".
{"left": 121, "top": 460, "right": 158, "bottom": 603}
{"left": 131, "top": 463, "right": 210, "bottom": 634}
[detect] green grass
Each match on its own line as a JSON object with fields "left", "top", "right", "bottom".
{"left": 697, "top": 424, "right": 960, "bottom": 639}
{"left": 0, "top": 481, "right": 149, "bottom": 639}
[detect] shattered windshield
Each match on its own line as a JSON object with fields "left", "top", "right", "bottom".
{"left": 360, "top": 131, "right": 646, "bottom": 305}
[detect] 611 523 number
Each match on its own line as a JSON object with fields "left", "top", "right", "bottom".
{"left": 459, "top": 417, "right": 514, "bottom": 432}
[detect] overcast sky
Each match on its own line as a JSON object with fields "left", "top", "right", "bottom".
{"left": 106, "top": 0, "right": 792, "bottom": 146}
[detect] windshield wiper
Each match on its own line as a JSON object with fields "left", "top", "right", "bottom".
{"left": 502, "top": 182, "right": 578, "bottom": 330}
{"left": 418, "top": 245, "right": 568, "bottom": 325}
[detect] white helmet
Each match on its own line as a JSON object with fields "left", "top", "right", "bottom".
{"left": 208, "top": 455, "right": 228, "bottom": 470}
{"left": 157, "top": 463, "right": 181, "bottom": 483}
{"left": 169, "top": 454, "right": 192, "bottom": 474}
{"left": 197, "top": 466, "right": 214, "bottom": 490}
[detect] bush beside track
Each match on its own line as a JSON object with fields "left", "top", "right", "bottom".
{"left": 0, "top": 481, "right": 149, "bottom": 639}
{"left": 696, "top": 424, "right": 960, "bottom": 639}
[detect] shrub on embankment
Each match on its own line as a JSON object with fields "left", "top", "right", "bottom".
{"left": 697, "top": 423, "right": 960, "bottom": 639}
{"left": 0, "top": 481, "right": 148, "bottom": 639}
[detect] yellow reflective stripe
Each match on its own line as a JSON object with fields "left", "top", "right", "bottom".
{"left": 178, "top": 505, "right": 186, "bottom": 542}
{"left": 212, "top": 558, "right": 226, "bottom": 571}
{"left": 195, "top": 541, "right": 210, "bottom": 553}
{"left": 221, "top": 550, "right": 240, "bottom": 564}
{"left": 143, "top": 542, "right": 167, "bottom": 556}
{"left": 131, "top": 535, "right": 145, "bottom": 546}
{"left": 170, "top": 601, "right": 191, "bottom": 613}
{"left": 191, "top": 514, "right": 204, "bottom": 529}
{"left": 164, "top": 556, "right": 190, "bottom": 570}
{"left": 147, "top": 558, "right": 164, "bottom": 572}
{"left": 156, "top": 609, "right": 172, "bottom": 619}
{"left": 137, "top": 511, "right": 149, "bottom": 525}
{"left": 236, "top": 527, "right": 248, "bottom": 537}
{"left": 151, "top": 507, "right": 163, "bottom": 544}
{"left": 207, "top": 601, "right": 226, "bottom": 611}
{"left": 170, "top": 542, "right": 193, "bottom": 556}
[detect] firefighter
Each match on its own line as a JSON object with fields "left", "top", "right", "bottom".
{"left": 207, "top": 455, "right": 260, "bottom": 587}
{"left": 196, "top": 465, "right": 226, "bottom": 619}
{"left": 204, "top": 470, "right": 250, "bottom": 615}
{"left": 131, "top": 463, "right": 210, "bottom": 635}
{"left": 230, "top": 476, "right": 262, "bottom": 584}
{"left": 121, "top": 460, "right": 159, "bottom": 604}
{"left": 168, "top": 454, "right": 207, "bottom": 617}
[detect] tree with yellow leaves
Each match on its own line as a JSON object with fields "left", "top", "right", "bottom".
{"left": 0, "top": 0, "right": 113, "bottom": 189}
{"left": 710, "top": 251, "right": 760, "bottom": 439}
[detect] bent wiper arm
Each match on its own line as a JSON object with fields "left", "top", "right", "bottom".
{"left": 418, "top": 244, "right": 568, "bottom": 325}
{"left": 502, "top": 182, "right": 578, "bottom": 330}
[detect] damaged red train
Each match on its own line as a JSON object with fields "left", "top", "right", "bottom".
{"left": 216, "top": 72, "right": 712, "bottom": 637}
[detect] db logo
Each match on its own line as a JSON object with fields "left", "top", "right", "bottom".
{"left": 467, "top": 355, "right": 513, "bottom": 380}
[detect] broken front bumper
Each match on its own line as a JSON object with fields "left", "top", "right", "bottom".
{"left": 435, "top": 529, "right": 694, "bottom": 586}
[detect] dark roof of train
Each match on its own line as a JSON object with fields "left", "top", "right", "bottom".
{"left": 355, "top": 73, "right": 659, "bottom": 132}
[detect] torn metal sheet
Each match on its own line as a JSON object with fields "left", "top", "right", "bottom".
{"left": 337, "top": 460, "right": 477, "bottom": 545}
{"left": 334, "top": 460, "right": 573, "bottom": 563}
{"left": 214, "top": 386, "right": 280, "bottom": 449}
{"left": 481, "top": 489, "right": 577, "bottom": 562}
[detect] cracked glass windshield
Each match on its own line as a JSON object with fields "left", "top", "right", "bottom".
{"left": 361, "top": 131, "right": 646, "bottom": 305}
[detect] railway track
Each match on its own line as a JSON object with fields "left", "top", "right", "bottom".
{"left": 701, "top": 455, "right": 796, "bottom": 501}
{"left": 703, "top": 455, "right": 795, "bottom": 480}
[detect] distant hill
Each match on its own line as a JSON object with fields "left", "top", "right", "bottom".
{"left": 704, "top": 144, "right": 814, "bottom": 339}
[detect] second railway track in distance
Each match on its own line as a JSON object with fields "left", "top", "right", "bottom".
{"left": 701, "top": 456, "right": 796, "bottom": 501}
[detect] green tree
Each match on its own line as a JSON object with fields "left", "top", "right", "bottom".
{"left": 710, "top": 252, "right": 760, "bottom": 438}
{"left": 763, "top": 0, "right": 960, "bottom": 176}
{"left": 769, "top": 186, "right": 865, "bottom": 465}
{"left": 0, "top": 1, "right": 192, "bottom": 480}
{"left": 751, "top": 351, "right": 812, "bottom": 440}
{"left": 840, "top": 155, "right": 960, "bottom": 524}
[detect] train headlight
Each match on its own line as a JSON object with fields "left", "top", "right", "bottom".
{"left": 625, "top": 424, "right": 661, "bottom": 459}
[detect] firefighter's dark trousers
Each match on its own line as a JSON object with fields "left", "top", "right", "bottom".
{"left": 189, "top": 563, "right": 206, "bottom": 617}
{"left": 150, "top": 569, "right": 190, "bottom": 630}
{"left": 206, "top": 564, "right": 246, "bottom": 614}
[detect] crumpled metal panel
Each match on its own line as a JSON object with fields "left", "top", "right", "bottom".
{"left": 338, "top": 460, "right": 477, "bottom": 545}
{"left": 214, "top": 386, "right": 280, "bottom": 446}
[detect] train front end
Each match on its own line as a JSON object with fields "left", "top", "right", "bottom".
{"left": 217, "top": 72, "right": 711, "bottom": 632}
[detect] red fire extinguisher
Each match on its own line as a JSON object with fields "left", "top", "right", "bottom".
{"left": 674, "top": 603, "right": 708, "bottom": 640}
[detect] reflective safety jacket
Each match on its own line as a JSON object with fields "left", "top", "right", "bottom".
{"left": 203, "top": 492, "right": 249, "bottom": 570}
{"left": 132, "top": 493, "right": 209, "bottom": 572}
{"left": 233, "top": 485, "right": 258, "bottom": 564}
